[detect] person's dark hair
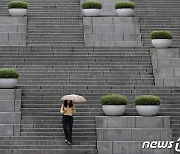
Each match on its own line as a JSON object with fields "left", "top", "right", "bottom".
{"left": 64, "top": 100, "right": 74, "bottom": 108}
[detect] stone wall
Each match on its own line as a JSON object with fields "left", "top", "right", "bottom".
{"left": 0, "top": 89, "right": 22, "bottom": 136}
{"left": 95, "top": 116, "right": 173, "bottom": 154}
{"left": 83, "top": 17, "right": 142, "bottom": 46}
{"left": 0, "top": 17, "right": 27, "bottom": 46}
{"left": 151, "top": 48, "right": 180, "bottom": 87}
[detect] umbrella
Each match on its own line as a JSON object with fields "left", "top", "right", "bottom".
{"left": 60, "top": 94, "right": 86, "bottom": 103}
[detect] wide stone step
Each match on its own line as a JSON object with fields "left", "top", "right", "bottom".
{"left": 21, "top": 124, "right": 96, "bottom": 129}
{"left": 28, "top": 25, "right": 83, "bottom": 29}
{"left": 26, "top": 42, "right": 84, "bottom": 46}
{"left": 21, "top": 132, "right": 96, "bottom": 136}
{"left": 1, "top": 55, "right": 151, "bottom": 59}
{"left": 21, "top": 116, "right": 95, "bottom": 120}
{"left": 28, "top": 22, "right": 83, "bottom": 26}
{"left": 0, "top": 149, "right": 98, "bottom": 154}
{"left": 28, "top": 29, "right": 83, "bottom": 33}
{"left": 0, "top": 145, "right": 96, "bottom": 150}
{"left": 0, "top": 46, "right": 149, "bottom": 50}
{"left": 21, "top": 112, "right": 103, "bottom": 116}
{"left": 0, "top": 51, "right": 150, "bottom": 56}
{"left": 0, "top": 136, "right": 96, "bottom": 141}
{"left": 21, "top": 108, "right": 101, "bottom": 113}
{"left": 21, "top": 120, "right": 95, "bottom": 125}
{"left": 17, "top": 85, "right": 175, "bottom": 90}
{"left": 21, "top": 128, "right": 96, "bottom": 133}
{"left": 27, "top": 37, "right": 84, "bottom": 41}
{"left": 17, "top": 81, "right": 154, "bottom": 86}
{"left": 21, "top": 92, "right": 180, "bottom": 99}
{"left": 15, "top": 68, "right": 153, "bottom": 73}
{"left": 18, "top": 78, "right": 154, "bottom": 82}
{"left": 0, "top": 140, "right": 96, "bottom": 145}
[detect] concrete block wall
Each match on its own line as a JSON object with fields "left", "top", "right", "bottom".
{"left": 0, "top": 89, "right": 22, "bottom": 136}
{"left": 83, "top": 17, "right": 142, "bottom": 46}
{"left": 95, "top": 116, "right": 173, "bottom": 154}
{"left": 151, "top": 48, "right": 180, "bottom": 87}
{"left": 0, "top": 17, "right": 27, "bottom": 46}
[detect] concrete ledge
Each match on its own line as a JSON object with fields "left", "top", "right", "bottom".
{"left": 155, "top": 78, "right": 180, "bottom": 87}
{"left": 151, "top": 48, "right": 180, "bottom": 87}
{"left": 83, "top": 17, "right": 141, "bottom": 47}
{"left": 0, "top": 17, "right": 27, "bottom": 46}
{"left": 0, "top": 89, "right": 22, "bottom": 101}
{"left": 96, "top": 128, "right": 172, "bottom": 141}
{"left": 0, "top": 17, "right": 27, "bottom": 25}
{"left": 0, "top": 124, "right": 20, "bottom": 136}
{"left": 151, "top": 48, "right": 180, "bottom": 59}
{"left": 97, "top": 141, "right": 173, "bottom": 154}
{"left": 95, "top": 116, "right": 170, "bottom": 128}
{"left": 0, "top": 112, "right": 21, "bottom": 124}
{"left": 0, "top": 100, "right": 21, "bottom": 112}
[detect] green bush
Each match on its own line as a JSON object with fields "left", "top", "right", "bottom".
{"left": 151, "top": 31, "right": 172, "bottom": 39}
{"left": 135, "top": 95, "right": 160, "bottom": 105}
{"left": 8, "top": 1, "right": 28, "bottom": 9}
{"left": 82, "top": 0, "right": 102, "bottom": 9}
{"left": 115, "top": 1, "right": 135, "bottom": 9}
{"left": 0, "top": 68, "right": 19, "bottom": 78}
{"left": 100, "top": 94, "right": 128, "bottom": 105}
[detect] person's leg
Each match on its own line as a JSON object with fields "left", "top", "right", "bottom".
{"left": 67, "top": 116, "right": 73, "bottom": 143}
{"left": 62, "top": 116, "right": 69, "bottom": 141}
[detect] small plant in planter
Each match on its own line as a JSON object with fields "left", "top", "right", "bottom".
{"left": 115, "top": 1, "right": 135, "bottom": 17}
{"left": 151, "top": 30, "right": 172, "bottom": 48}
{"left": 100, "top": 94, "right": 128, "bottom": 116}
{"left": 0, "top": 68, "right": 19, "bottom": 88}
{"left": 8, "top": 1, "right": 28, "bottom": 17}
{"left": 135, "top": 95, "right": 160, "bottom": 116}
{"left": 82, "top": 0, "right": 102, "bottom": 16}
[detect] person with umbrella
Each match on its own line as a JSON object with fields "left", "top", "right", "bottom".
{"left": 60, "top": 99, "right": 76, "bottom": 145}
{"left": 60, "top": 94, "right": 86, "bottom": 145}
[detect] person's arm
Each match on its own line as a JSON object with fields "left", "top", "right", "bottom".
{"left": 60, "top": 105, "right": 66, "bottom": 114}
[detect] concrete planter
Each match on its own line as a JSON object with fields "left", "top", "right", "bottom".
{"left": 102, "top": 105, "right": 126, "bottom": 116}
{"left": 9, "top": 9, "right": 27, "bottom": 17}
{"left": 83, "top": 9, "right": 101, "bottom": 16}
{"left": 116, "top": 8, "right": 134, "bottom": 17}
{"left": 0, "top": 79, "right": 17, "bottom": 88}
{"left": 136, "top": 105, "right": 160, "bottom": 116}
{"left": 152, "top": 39, "right": 172, "bottom": 48}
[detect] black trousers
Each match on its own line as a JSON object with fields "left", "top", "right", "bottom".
{"left": 62, "top": 115, "right": 73, "bottom": 142}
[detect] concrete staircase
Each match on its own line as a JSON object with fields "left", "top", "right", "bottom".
{"left": 0, "top": 0, "right": 179, "bottom": 153}
{"left": 134, "top": 0, "right": 180, "bottom": 47}
{"left": 1, "top": 46, "right": 180, "bottom": 153}
{"left": 0, "top": 0, "right": 84, "bottom": 46}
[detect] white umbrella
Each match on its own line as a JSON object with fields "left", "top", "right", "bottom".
{"left": 60, "top": 94, "right": 86, "bottom": 103}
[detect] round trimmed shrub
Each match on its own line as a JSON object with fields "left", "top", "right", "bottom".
{"left": 151, "top": 31, "right": 172, "bottom": 39}
{"left": 0, "top": 68, "right": 19, "bottom": 78}
{"left": 100, "top": 94, "right": 128, "bottom": 105}
{"left": 115, "top": 1, "right": 135, "bottom": 9}
{"left": 135, "top": 95, "right": 160, "bottom": 105}
{"left": 82, "top": 0, "right": 102, "bottom": 9}
{"left": 8, "top": 1, "right": 28, "bottom": 9}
